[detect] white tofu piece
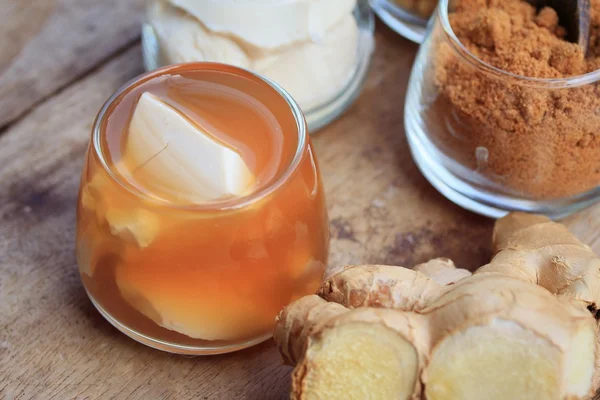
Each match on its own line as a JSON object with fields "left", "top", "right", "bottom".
{"left": 126, "top": 92, "right": 254, "bottom": 202}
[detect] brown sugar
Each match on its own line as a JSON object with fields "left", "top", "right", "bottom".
{"left": 427, "top": 0, "right": 600, "bottom": 199}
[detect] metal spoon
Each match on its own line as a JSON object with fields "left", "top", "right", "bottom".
{"left": 527, "top": 0, "right": 590, "bottom": 49}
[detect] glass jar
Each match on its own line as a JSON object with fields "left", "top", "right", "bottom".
{"left": 76, "top": 63, "right": 330, "bottom": 355}
{"left": 369, "top": 0, "right": 435, "bottom": 43}
{"left": 142, "top": 0, "right": 375, "bottom": 133}
{"left": 405, "top": 0, "right": 600, "bottom": 219}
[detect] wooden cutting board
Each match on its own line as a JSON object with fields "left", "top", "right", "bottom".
{"left": 2, "top": 1, "right": 600, "bottom": 398}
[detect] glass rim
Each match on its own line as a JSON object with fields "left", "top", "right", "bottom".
{"left": 91, "top": 62, "right": 309, "bottom": 211}
{"left": 438, "top": 0, "right": 600, "bottom": 88}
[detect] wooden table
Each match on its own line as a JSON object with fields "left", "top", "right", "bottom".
{"left": 2, "top": 1, "right": 600, "bottom": 399}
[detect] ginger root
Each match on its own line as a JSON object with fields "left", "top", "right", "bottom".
{"left": 274, "top": 295, "right": 348, "bottom": 365}
{"left": 318, "top": 258, "right": 471, "bottom": 311}
{"left": 479, "top": 212, "right": 600, "bottom": 311}
{"left": 274, "top": 213, "right": 600, "bottom": 400}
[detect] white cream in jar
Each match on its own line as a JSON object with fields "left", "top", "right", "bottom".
{"left": 146, "top": 0, "right": 371, "bottom": 113}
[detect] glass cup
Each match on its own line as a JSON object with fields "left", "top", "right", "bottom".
{"left": 404, "top": 0, "right": 600, "bottom": 219}
{"left": 141, "top": 0, "right": 375, "bottom": 133}
{"left": 370, "top": 0, "right": 435, "bottom": 43}
{"left": 76, "top": 63, "right": 330, "bottom": 354}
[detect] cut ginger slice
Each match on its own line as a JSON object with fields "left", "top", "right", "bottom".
{"left": 425, "top": 319, "right": 564, "bottom": 400}
{"left": 293, "top": 321, "right": 419, "bottom": 400}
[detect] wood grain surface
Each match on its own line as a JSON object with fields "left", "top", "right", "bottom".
{"left": 0, "top": 0, "right": 143, "bottom": 129}
{"left": 1, "top": 3, "right": 600, "bottom": 399}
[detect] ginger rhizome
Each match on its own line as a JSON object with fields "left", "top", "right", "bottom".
{"left": 274, "top": 213, "right": 600, "bottom": 400}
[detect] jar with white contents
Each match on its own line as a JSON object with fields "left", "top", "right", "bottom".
{"left": 142, "top": 0, "right": 375, "bottom": 132}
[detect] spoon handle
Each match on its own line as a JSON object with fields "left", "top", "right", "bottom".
{"left": 527, "top": 0, "right": 590, "bottom": 49}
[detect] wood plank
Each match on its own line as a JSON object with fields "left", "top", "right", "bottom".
{"left": 1, "top": 23, "right": 598, "bottom": 399}
{"left": 0, "top": 0, "right": 143, "bottom": 128}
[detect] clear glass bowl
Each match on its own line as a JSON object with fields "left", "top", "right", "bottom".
{"left": 405, "top": 0, "right": 600, "bottom": 219}
{"left": 369, "top": 0, "right": 432, "bottom": 43}
{"left": 76, "top": 63, "right": 330, "bottom": 355}
{"left": 142, "top": 0, "right": 375, "bottom": 133}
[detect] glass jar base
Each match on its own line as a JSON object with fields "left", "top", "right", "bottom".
{"left": 405, "top": 114, "right": 600, "bottom": 220}
{"left": 370, "top": 0, "right": 428, "bottom": 44}
{"left": 86, "top": 291, "right": 272, "bottom": 355}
